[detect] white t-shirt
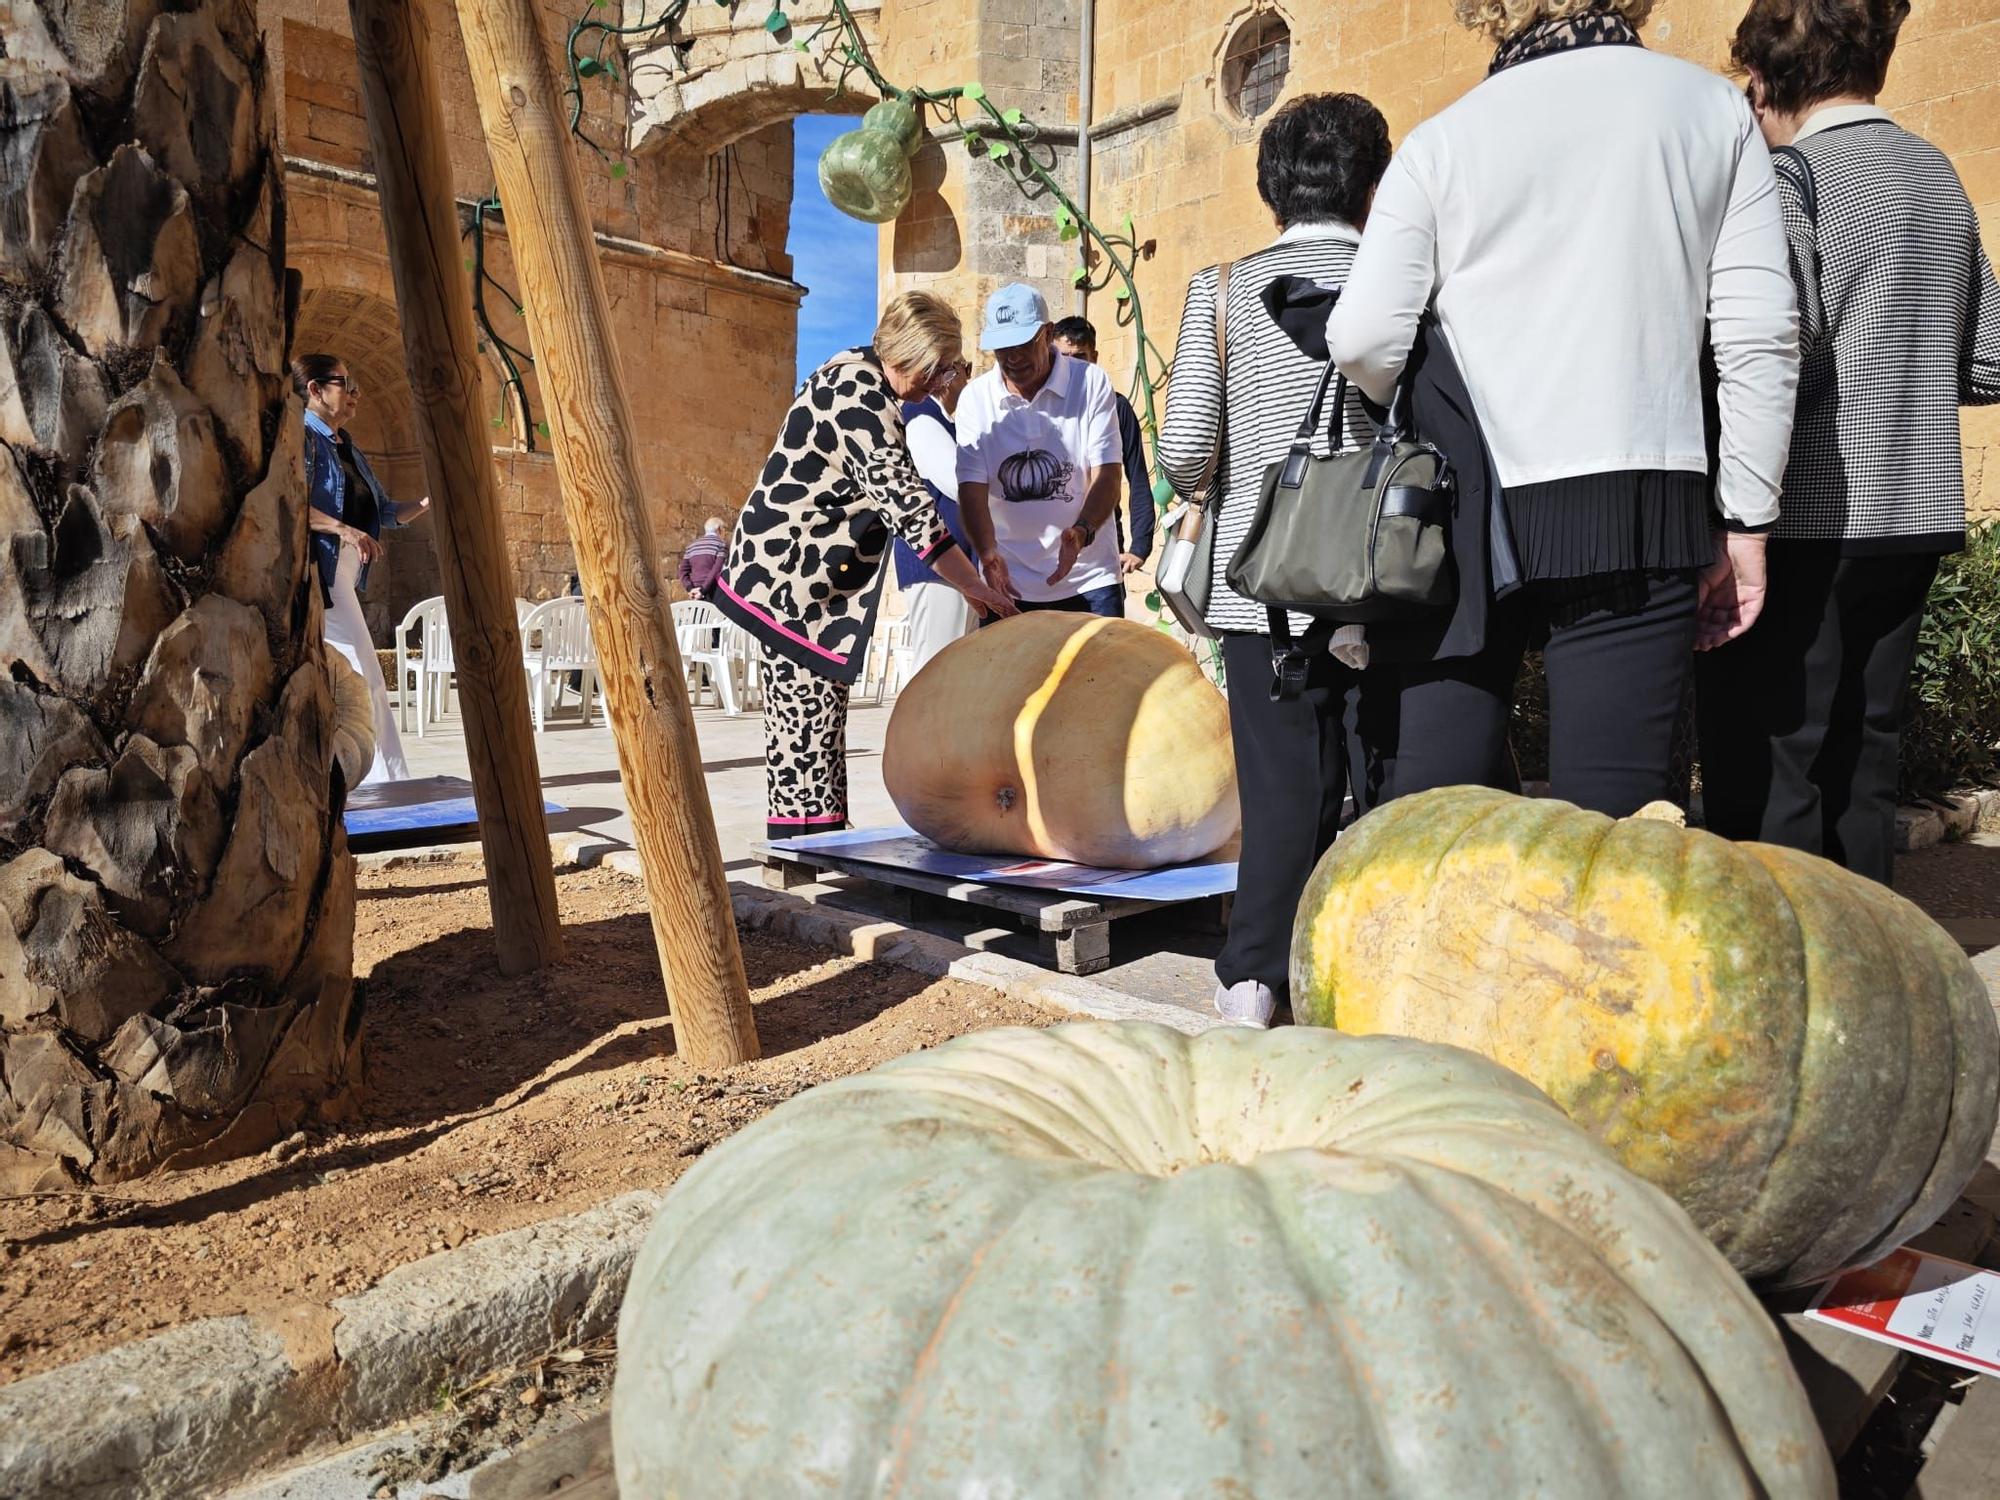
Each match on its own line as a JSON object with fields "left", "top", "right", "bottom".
{"left": 955, "top": 353, "right": 1124, "bottom": 602}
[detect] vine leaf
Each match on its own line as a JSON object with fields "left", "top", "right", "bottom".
{"left": 964, "top": 82, "right": 986, "bottom": 101}
{"left": 987, "top": 140, "right": 1010, "bottom": 161}
{"left": 763, "top": 7, "right": 787, "bottom": 34}
{"left": 1070, "top": 264, "right": 1089, "bottom": 286}
{"left": 536, "top": 421, "right": 552, "bottom": 439}
{"left": 1002, "top": 107, "right": 1023, "bottom": 126}
{"left": 1114, "top": 284, "right": 1131, "bottom": 302}
{"left": 576, "top": 56, "right": 602, "bottom": 78}
{"left": 610, "top": 161, "right": 628, "bottom": 179}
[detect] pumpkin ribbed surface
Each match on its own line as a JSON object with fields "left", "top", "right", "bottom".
{"left": 613, "top": 1022, "right": 1832, "bottom": 1498}
{"left": 1291, "top": 786, "right": 2000, "bottom": 1287}
{"left": 881, "top": 613, "right": 1238, "bottom": 868}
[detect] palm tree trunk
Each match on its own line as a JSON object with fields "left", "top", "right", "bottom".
{"left": 1, "top": 0, "right": 361, "bottom": 1188}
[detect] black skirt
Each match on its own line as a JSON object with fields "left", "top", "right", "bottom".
{"left": 1503, "top": 470, "right": 1714, "bottom": 581}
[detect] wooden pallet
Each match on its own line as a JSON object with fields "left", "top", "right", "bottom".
{"left": 759, "top": 849, "right": 1229, "bottom": 975}
{"left": 477, "top": 1188, "right": 2000, "bottom": 1498}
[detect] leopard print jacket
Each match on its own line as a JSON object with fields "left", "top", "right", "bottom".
{"left": 712, "top": 348, "right": 956, "bottom": 685}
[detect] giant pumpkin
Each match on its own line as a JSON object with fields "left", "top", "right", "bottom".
{"left": 614, "top": 1022, "right": 1834, "bottom": 1498}
{"left": 882, "top": 614, "right": 1237, "bottom": 868}
{"left": 1292, "top": 786, "right": 2000, "bottom": 1287}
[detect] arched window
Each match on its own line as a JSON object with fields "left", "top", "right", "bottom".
{"left": 1222, "top": 12, "right": 1291, "bottom": 123}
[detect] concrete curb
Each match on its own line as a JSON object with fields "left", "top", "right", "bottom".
{"left": 1517, "top": 783, "right": 2000, "bottom": 852}
{"left": 0, "top": 1192, "right": 661, "bottom": 1500}
{"left": 1, "top": 843, "right": 1201, "bottom": 1499}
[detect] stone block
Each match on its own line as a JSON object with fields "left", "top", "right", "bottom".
{"left": 1897, "top": 805, "right": 1946, "bottom": 851}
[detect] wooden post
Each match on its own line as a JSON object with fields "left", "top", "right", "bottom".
{"left": 349, "top": 0, "right": 564, "bottom": 977}
{"left": 451, "top": 0, "right": 760, "bottom": 1066}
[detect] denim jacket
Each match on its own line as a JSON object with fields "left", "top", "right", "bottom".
{"left": 304, "top": 409, "right": 399, "bottom": 603}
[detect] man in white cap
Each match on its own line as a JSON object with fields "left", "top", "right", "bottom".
{"left": 956, "top": 283, "right": 1127, "bottom": 617}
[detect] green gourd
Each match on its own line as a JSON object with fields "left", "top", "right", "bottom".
{"left": 818, "top": 97, "right": 924, "bottom": 223}
{"left": 613, "top": 1022, "right": 1834, "bottom": 1498}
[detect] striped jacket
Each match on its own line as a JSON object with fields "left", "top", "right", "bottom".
{"left": 1772, "top": 109, "right": 2000, "bottom": 549}
{"left": 1156, "top": 222, "right": 1371, "bottom": 634}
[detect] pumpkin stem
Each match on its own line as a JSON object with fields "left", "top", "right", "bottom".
{"left": 995, "top": 786, "right": 1017, "bottom": 813}
{"left": 1627, "top": 800, "right": 1688, "bottom": 828}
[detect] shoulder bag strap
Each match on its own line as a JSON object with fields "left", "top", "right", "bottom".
{"left": 1190, "top": 261, "right": 1233, "bottom": 503}
{"left": 1771, "top": 144, "right": 1818, "bottom": 226}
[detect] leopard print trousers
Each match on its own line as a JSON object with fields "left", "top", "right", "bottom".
{"left": 761, "top": 653, "right": 851, "bottom": 842}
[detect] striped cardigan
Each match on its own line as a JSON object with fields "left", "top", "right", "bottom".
{"left": 1772, "top": 109, "right": 2000, "bottom": 550}
{"left": 1156, "top": 222, "right": 1371, "bottom": 634}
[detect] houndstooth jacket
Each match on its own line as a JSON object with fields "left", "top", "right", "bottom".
{"left": 1771, "top": 107, "right": 2000, "bottom": 552}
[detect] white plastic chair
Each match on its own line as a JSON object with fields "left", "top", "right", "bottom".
{"left": 391, "top": 598, "right": 430, "bottom": 732}
{"left": 390, "top": 596, "right": 453, "bottom": 736}
{"left": 521, "top": 597, "right": 599, "bottom": 731}
{"left": 726, "top": 624, "right": 763, "bottom": 712}
{"left": 673, "top": 600, "right": 740, "bottom": 714}
{"left": 515, "top": 597, "right": 535, "bottom": 625}
{"left": 859, "top": 618, "right": 914, "bottom": 705}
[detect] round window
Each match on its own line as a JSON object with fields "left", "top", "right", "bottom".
{"left": 1223, "top": 12, "right": 1291, "bottom": 122}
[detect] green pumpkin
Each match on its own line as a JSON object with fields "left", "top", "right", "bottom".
{"left": 818, "top": 96, "right": 924, "bottom": 223}
{"left": 614, "top": 1022, "right": 1833, "bottom": 1497}
{"left": 1292, "top": 786, "right": 2000, "bottom": 1287}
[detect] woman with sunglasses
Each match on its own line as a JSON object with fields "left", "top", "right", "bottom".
{"left": 296, "top": 353, "right": 430, "bottom": 785}
{"left": 709, "top": 293, "right": 1017, "bottom": 844}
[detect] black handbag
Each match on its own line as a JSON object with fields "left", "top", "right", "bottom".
{"left": 1224, "top": 357, "right": 1455, "bottom": 697}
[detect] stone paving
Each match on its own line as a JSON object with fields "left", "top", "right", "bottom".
{"left": 392, "top": 690, "right": 1226, "bottom": 1022}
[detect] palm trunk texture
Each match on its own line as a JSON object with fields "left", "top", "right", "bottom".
{"left": 0, "top": 0, "right": 362, "bottom": 1189}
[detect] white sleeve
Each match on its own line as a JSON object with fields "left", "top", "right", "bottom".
{"left": 955, "top": 391, "right": 991, "bottom": 487}
{"left": 1326, "top": 145, "right": 1439, "bottom": 405}
{"left": 1708, "top": 108, "right": 1800, "bottom": 528}
{"left": 905, "top": 411, "right": 960, "bottom": 496}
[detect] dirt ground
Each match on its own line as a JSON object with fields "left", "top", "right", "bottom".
{"left": 0, "top": 858, "right": 1047, "bottom": 1385}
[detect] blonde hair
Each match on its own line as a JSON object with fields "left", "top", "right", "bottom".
{"left": 1453, "top": 0, "right": 1655, "bottom": 41}
{"left": 873, "top": 291, "right": 963, "bottom": 377}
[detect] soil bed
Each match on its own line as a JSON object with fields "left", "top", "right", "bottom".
{"left": 0, "top": 857, "right": 1045, "bottom": 1384}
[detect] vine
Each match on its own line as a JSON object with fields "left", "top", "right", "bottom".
{"left": 464, "top": 195, "right": 544, "bottom": 451}
{"left": 493, "top": 0, "right": 1191, "bottom": 629}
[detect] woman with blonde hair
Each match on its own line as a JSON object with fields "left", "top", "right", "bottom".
{"left": 1329, "top": 0, "right": 1801, "bottom": 817}
{"left": 711, "top": 292, "right": 1016, "bottom": 841}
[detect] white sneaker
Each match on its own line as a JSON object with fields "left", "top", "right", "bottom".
{"left": 1213, "top": 980, "right": 1277, "bottom": 1029}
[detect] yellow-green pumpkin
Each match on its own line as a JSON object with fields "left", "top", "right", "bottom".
{"left": 1291, "top": 785, "right": 2000, "bottom": 1286}
{"left": 614, "top": 1022, "right": 1833, "bottom": 1497}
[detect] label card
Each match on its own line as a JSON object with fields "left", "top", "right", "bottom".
{"left": 1806, "top": 1247, "right": 2000, "bottom": 1377}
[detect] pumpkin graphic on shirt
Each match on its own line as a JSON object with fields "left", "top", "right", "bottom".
{"left": 996, "top": 448, "right": 1076, "bottom": 504}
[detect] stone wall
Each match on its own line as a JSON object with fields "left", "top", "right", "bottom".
{"left": 266, "top": 0, "right": 804, "bottom": 638}
{"left": 865, "top": 0, "right": 1997, "bottom": 520}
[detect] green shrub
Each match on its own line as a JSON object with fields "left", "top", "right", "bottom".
{"left": 1903, "top": 521, "right": 2000, "bottom": 801}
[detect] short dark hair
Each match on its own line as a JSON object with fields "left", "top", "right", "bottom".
{"left": 291, "top": 352, "right": 343, "bottom": 398}
{"left": 1256, "top": 93, "right": 1391, "bottom": 230}
{"left": 1731, "top": 0, "right": 1907, "bottom": 116}
{"left": 1049, "top": 316, "right": 1096, "bottom": 347}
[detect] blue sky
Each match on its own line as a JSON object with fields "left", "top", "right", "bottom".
{"left": 791, "top": 115, "right": 880, "bottom": 383}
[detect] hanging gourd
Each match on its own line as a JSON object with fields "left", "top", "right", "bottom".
{"left": 818, "top": 96, "right": 924, "bottom": 223}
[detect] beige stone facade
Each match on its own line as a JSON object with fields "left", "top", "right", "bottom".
{"left": 268, "top": 0, "right": 804, "bottom": 637}
{"left": 884, "top": 0, "right": 1999, "bottom": 518}
{"left": 261, "top": 0, "right": 1998, "bottom": 647}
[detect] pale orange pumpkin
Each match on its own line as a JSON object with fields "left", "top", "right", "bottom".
{"left": 882, "top": 614, "right": 1238, "bottom": 869}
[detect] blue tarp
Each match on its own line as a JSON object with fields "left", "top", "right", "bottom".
{"left": 764, "top": 824, "right": 1237, "bottom": 903}
{"left": 343, "top": 775, "right": 565, "bottom": 846}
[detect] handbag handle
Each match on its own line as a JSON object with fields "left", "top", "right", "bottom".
{"left": 1190, "top": 260, "right": 1234, "bottom": 505}
{"left": 1278, "top": 362, "right": 1417, "bottom": 492}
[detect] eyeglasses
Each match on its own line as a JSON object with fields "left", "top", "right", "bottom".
{"left": 320, "top": 376, "right": 361, "bottom": 395}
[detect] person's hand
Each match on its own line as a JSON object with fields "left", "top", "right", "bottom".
{"left": 1118, "top": 551, "right": 1144, "bottom": 576}
{"left": 1048, "top": 527, "right": 1084, "bottom": 586}
{"left": 979, "top": 550, "right": 1017, "bottom": 603}
{"left": 348, "top": 527, "right": 383, "bottom": 565}
{"left": 962, "top": 577, "right": 1019, "bottom": 620}
{"left": 410, "top": 495, "right": 432, "bottom": 520}
{"left": 1696, "top": 531, "right": 1768, "bottom": 651}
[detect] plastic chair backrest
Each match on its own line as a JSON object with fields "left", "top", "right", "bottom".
{"left": 523, "top": 597, "right": 594, "bottom": 668}
{"left": 419, "top": 598, "right": 453, "bottom": 670}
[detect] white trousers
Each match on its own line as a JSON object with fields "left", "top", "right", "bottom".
{"left": 322, "top": 543, "right": 410, "bottom": 785}
{"left": 903, "top": 580, "right": 976, "bottom": 675}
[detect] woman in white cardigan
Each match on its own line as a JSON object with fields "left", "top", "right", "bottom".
{"left": 1327, "top": 0, "right": 1800, "bottom": 817}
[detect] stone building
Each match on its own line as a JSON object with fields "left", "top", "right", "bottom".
{"left": 266, "top": 0, "right": 809, "bottom": 637}
{"left": 281, "top": 0, "right": 1997, "bottom": 646}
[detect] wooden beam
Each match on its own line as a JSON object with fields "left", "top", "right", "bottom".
{"left": 349, "top": 0, "right": 563, "bottom": 977}
{"left": 450, "top": 0, "right": 760, "bottom": 1066}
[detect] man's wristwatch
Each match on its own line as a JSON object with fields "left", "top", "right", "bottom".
{"left": 1071, "top": 519, "right": 1097, "bottom": 547}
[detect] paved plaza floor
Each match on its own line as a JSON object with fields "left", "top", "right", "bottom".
{"left": 392, "top": 691, "right": 1226, "bottom": 1020}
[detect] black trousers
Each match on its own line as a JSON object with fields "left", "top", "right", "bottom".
{"left": 1395, "top": 570, "right": 1700, "bottom": 818}
{"left": 1216, "top": 632, "right": 1397, "bottom": 1002}
{"left": 1696, "top": 546, "right": 1938, "bottom": 886}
